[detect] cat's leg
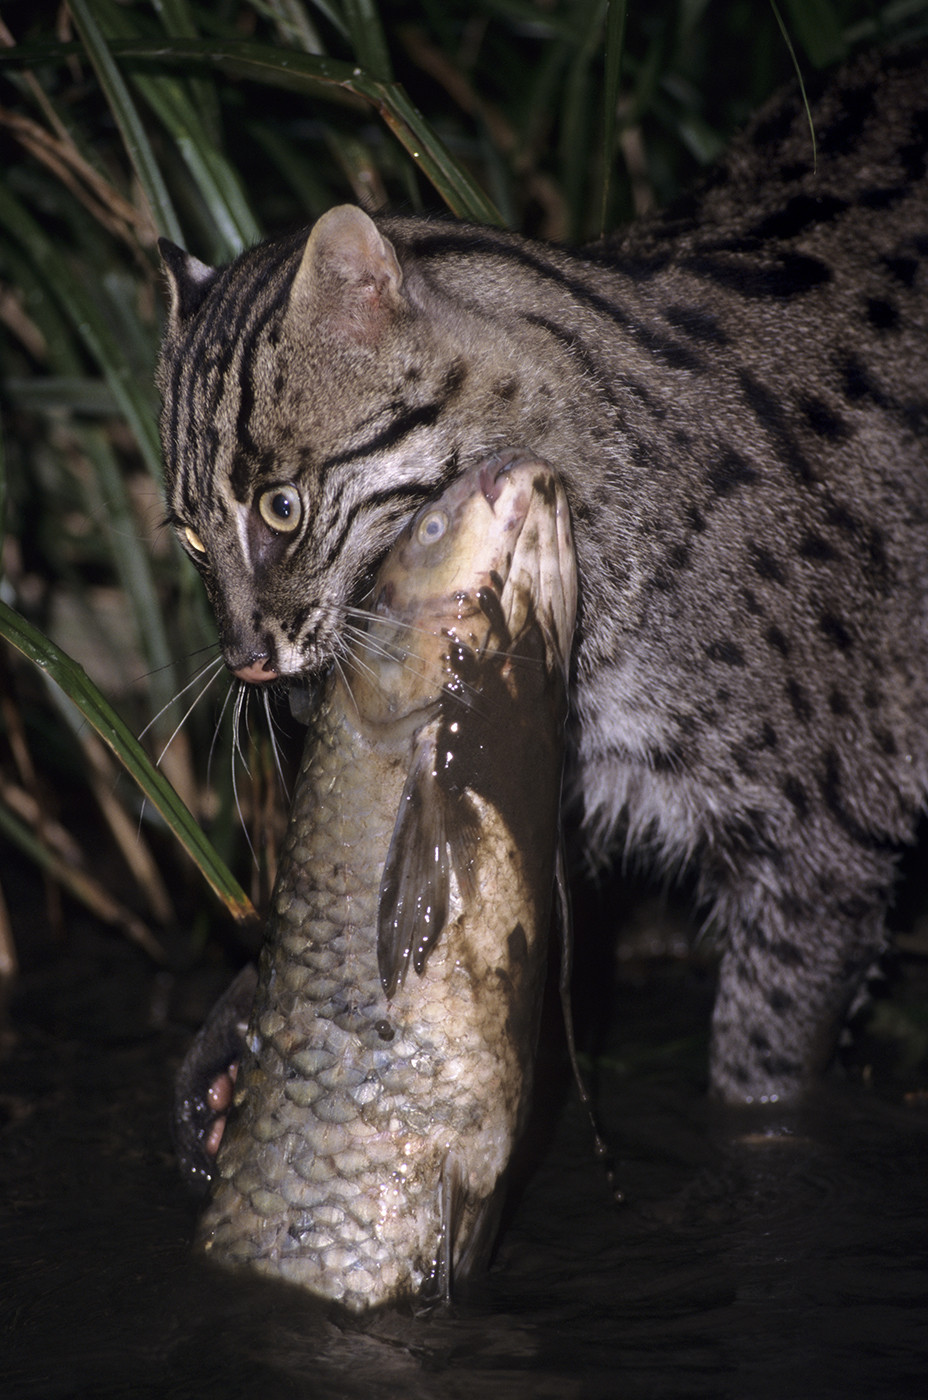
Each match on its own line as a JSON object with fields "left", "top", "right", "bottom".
{"left": 706, "top": 839, "right": 896, "bottom": 1103}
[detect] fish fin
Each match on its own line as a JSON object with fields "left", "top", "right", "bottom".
{"left": 377, "top": 732, "right": 451, "bottom": 997}
{"left": 555, "top": 841, "right": 620, "bottom": 1199}
{"left": 445, "top": 788, "right": 481, "bottom": 909}
{"left": 428, "top": 1153, "right": 501, "bottom": 1306}
{"left": 451, "top": 1193, "right": 504, "bottom": 1290}
{"left": 436, "top": 1154, "right": 462, "bottom": 1306}
{"left": 435, "top": 1151, "right": 506, "bottom": 1303}
{"left": 418, "top": 1154, "right": 469, "bottom": 1310}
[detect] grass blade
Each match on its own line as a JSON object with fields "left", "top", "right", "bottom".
{"left": 600, "top": 0, "right": 627, "bottom": 233}
{"left": 67, "top": 0, "right": 184, "bottom": 245}
{"left": 340, "top": 0, "right": 394, "bottom": 82}
{"left": 0, "top": 36, "right": 504, "bottom": 225}
{"left": 0, "top": 599, "right": 256, "bottom": 922}
{"left": 0, "top": 184, "right": 162, "bottom": 479}
{"left": 92, "top": 0, "right": 261, "bottom": 259}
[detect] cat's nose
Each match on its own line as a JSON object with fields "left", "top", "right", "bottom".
{"left": 233, "top": 657, "right": 279, "bottom": 683}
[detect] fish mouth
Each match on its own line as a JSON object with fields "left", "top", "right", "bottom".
{"left": 476, "top": 446, "right": 530, "bottom": 506}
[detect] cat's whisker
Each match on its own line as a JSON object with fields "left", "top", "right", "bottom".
{"left": 151, "top": 659, "right": 227, "bottom": 767}
{"left": 348, "top": 621, "right": 489, "bottom": 701}
{"left": 135, "top": 656, "right": 226, "bottom": 837}
{"left": 332, "top": 653, "right": 360, "bottom": 718}
{"left": 342, "top": 620, "right": 435, "bottom": 680}
{"left": 138, "top": 654, "right": 225, "bottom": 744}
{"left": 340, "top": 631, "right": 399, "bottom": 688}
{"left": 261, "top": 687, "right": 290, "bottom": 799}
{"left": 230, "top": 751, "right": 256, "bottom": 864}
{"left": 346, "top": 594, "right": 539, "bottom": 722}
{"left": 207, "top": 677, "right": 238, "bottom": 790}
{"left": 135, "top": 643, "right": 220, "bottom": 688}
{"left": 343, "top": 626, "right": 496, "bottom": 723}
{"left": 231, "top": 684, "right": 253, "bottom": 778}
{"left": 345, "top": 606, "right": 529, "bottom": 670}
{"left": 229, "top": 682, "right": 256, "bottom": 863}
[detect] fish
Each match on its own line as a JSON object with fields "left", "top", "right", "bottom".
{"left": 194, "top": 449, "right": 578, "bottom": 1312}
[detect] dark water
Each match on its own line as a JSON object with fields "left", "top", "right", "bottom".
{"left": 2, "top": 907, "right": 927, "bottom": 1400}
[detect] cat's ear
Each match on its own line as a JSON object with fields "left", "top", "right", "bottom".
{"left": 287, "top": 205, "right": 405, "bottom": 344}
{"left": 158, "top": 238, "right": 219, "bottom": 327}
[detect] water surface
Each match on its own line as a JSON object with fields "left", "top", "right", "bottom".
{"left": 2, "top": 895, "right": 926, "bottom": 1399}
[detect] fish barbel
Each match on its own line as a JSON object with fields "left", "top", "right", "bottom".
{"left": 196, "top": 450, "right": 577, "bottom": 1310}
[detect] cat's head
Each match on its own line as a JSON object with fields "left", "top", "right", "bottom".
{"left": 157, "top": 206, "right": 486, "bottom": 682}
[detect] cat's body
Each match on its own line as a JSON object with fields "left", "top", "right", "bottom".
{"left": 158, "top": 46, "right": 928, "bottom": 1104}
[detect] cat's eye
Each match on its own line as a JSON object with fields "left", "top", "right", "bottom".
{"left": 257, "top": 483, "right": 302, "bottom": 533}
{"left": 416, "top": 508, "right": 449, "bottom": 546}
{"left": 184, "top": 525, "right": 206, "bottom": 554}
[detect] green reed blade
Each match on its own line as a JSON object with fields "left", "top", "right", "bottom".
{"left": 132, "top": 38, "right": 504, "bottom": 224}
{"left": 76, "top": 425, "right": 179, "bottom": 711}
{"left": 559, "top": 0, "right": 608, "bottom": 239}
{"left": 0, "top": 599, "right": 256, "bottom": 922}
{"left": 262, "top": 0, "right": 331, "bottom": 51}
{"left": 148, "top": 0, "right": 223, "bottom": 142}
{"left": 120, "top": 66, "right": 261, "bottom": 258}
{"left": 67, "top": 0, "right": 185, "bottom": 246}
{"left": 90, "top": 0, "right": 261, "bottom": 260}
{"left": 340, "top": 0, "right": 394, "bottom": 83}
{"left": 600, "top": 0, "right": 627, "bottom": 234}
{"left": 0, "top": 36, "right": 504, "bottom": 226}
{"left": 0, "top": 185, "right": 163, "bottom": 481}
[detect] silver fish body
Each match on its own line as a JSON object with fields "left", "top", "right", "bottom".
{"left": 197, "top": 451, "right": 577, "bottom": 1311}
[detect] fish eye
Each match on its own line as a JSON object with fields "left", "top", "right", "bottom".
{"left": 257, "top": 483, "right": 302, "bottom": 533}
{"left": 416, "top": 508, "right": 448, "bottom": 546}
{"left": 184, "top": 525, "right": 206, "bottom": 554}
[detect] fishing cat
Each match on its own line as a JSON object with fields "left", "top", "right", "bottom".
{"left": 157, "top": 45, "right": 928, "bottom": 1105}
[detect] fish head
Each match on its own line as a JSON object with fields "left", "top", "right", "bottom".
{"left": 351, "top": 450, "right": 577, "bottom": 724}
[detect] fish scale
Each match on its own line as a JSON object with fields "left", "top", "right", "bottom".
{"left": 196, "top": 453, "right": 577, "bottom": 1310}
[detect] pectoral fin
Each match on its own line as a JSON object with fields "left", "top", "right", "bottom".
{"left": 377, "top": 727, "right": 481, "bottom": 997}
{"left": 445, "top": 789, "right": 479, "bottom": 910}
{"left": 378, "top": 733, "right": 450, "bottom": 997}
